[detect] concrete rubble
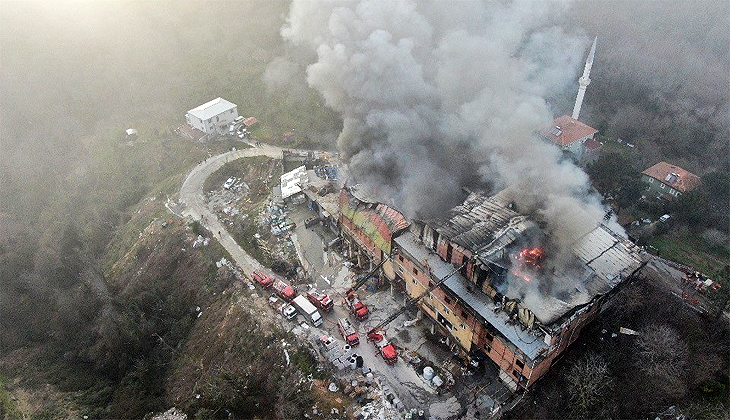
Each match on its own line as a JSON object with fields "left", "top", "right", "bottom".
{"left": 150, "top": 408, "right": 187, "bottom": 420}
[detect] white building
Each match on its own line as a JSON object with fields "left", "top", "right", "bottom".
{"left": 185, "top": 98, "right": 238, "bottom": 135}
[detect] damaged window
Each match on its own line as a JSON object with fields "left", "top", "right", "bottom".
{"left": 413, "top": 267, "right": 419, "bottom": 275}
{"left": 515, "top": 358, "right": 525, "bottom": 369}
{"left": 444, "top": 295, "right": 452, "bottom": 304}
{"left": 485, "top": 332, "right": 494, "bottom": 343}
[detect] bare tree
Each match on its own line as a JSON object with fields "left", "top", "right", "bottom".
{"left": 565, "top": 352, "right": 613, "bottom": 414}
{"left": 635, "top": 324, "right": 689, "bottom": 399}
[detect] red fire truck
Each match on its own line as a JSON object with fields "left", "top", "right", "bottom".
{"left": 306, "top": 289, "right": 334, "bottom": 312}
{"left": 271, "top": 278, "right": 296, "bottom": 301}
{"left": 346, "top": 293, "right": 369, "bottom": 321}
{"left": 338, "top": 318, "right": 359, "bottom": 346}
{"left": 252, "top": 270, "right": 274, "bottom": 289}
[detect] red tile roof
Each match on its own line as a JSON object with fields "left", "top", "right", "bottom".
{"left": 642, "top": 162, "right": 700, "bottom": 193}
{"left": 243, "top": 117, "right": 258, "bottom": 127}
{"left": 541, "top": 115, "right": 598, "bottom": 147}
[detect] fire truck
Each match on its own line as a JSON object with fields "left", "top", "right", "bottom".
{"left": 306, "top": 289, "right": 334, "bottom": 312}
{"left": 367, "top": 330, "right": 398, "bottom": 365}
{"left": 363, "top": 256, "right": 472, "bottom": 364}
{"left": 337, "top": 318, "right": 359, "bottom": 346}
{"left": 252, "top": 270, "right": 274, "bottom": 289}
{"left": 271, "top": 278, "right": 296, "bottom": 302}
{"left": 346, "top": 292, "right": 369, "bottom": 321}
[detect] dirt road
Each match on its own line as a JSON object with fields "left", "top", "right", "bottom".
{"left": 178, "top": 143, "right": 283, "bottom": 275}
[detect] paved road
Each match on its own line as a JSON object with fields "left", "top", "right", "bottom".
{"left": 178, "top": 143, "right": 284, "bottom": 275}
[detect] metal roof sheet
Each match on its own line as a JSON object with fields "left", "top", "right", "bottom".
{"left": 444, "top": 274, "right": 549, "bottom": 360}
{"left": 187, "top": 97, "right": 237, "bottom": 121}
{"left": 281, "top": 165, "right": 308, "bottom": 199}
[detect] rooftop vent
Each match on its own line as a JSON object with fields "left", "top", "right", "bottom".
{"left": 665, "top": 173, "right": 679, "bottom": 184}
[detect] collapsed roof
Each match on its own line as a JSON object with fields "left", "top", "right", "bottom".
{"left": 426, "top": 190, "right": 645, "bottom": 325}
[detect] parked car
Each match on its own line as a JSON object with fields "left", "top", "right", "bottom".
{"left": 223, "top": 177, "right": 237, "bottom": 189}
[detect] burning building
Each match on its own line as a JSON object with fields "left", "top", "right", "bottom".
{"left": 338, "top": 185, "right": 410, "bottom": 286}
{"left": 390, "top": 190, "right": 645, "bottom": 390}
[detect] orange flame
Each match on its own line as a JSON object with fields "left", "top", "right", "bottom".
{"left": 512, "top": 247, "right": 545, "bottom": 282}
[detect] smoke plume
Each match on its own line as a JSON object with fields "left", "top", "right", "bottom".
{"left": 279, "top": 0, "right": 603, "bottom": 246}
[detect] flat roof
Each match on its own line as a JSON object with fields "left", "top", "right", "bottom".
{"left": 280, "top": 165, "right": 307, "bottom": 199}
{"left": 187, "top": 97, "right": 237, "bottom": 121}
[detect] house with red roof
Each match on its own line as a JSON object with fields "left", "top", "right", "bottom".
{"left": 539, "top": 115, "right": 599, "bottom": 162}
{"left": 641, "top": 162, "right": 700, "bottom": 199}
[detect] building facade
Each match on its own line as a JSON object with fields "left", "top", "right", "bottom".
{"left": 338, "top": 186, "right": 409, "bottom": 285}
{"left": 334, "top": 187, "right": 644, "bottom": 391}
{"left": 390, "top": 191, "right": 644, "bottom": 390}
{"left": 186, "top": 97, "right": 238, "bottom": 135}
{"left": 641, "top": 162, "right": 700, "bottom": 199}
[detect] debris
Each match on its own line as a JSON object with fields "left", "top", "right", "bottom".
{"left": 428, "top": 396, "right": 462, "bottom": 420}
{"left": 284, "top": 349, "right": 290, "bottom": 366}
{"left": 329, "top": 382, "right": 339, "bottom": 392}
{"left": 150, "top": 408, "right": 187, "bottom": 420}
{"left": 619, "top": 327, "right": 640, "bottom": 336}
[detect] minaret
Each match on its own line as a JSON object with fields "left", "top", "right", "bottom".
{"left": 572, "top": 37, "right": 596, "bottom": 120}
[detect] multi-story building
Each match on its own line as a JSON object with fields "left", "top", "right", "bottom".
{"left": 185, "top": 97, "right": 238, "bottom": 136}
{"left": 390, "top": 190, "right": 645, "bottom": 390}
{"left": 338, "top": 186, "right": 409, "bottom": 285}
{"left": 641, "top": 161, "right": 700, "bottom": 199}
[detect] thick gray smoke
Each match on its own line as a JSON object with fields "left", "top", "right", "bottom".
{"left": 279, "top": 0, "right": 605, "bottom": 247}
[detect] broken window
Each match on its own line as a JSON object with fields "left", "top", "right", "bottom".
{"left": 460, "top": 255, "right": 468, "bottom": 277}
{"left": 398, "top": 254, "right": 404, "bottom": 262}
{"left": 484, "top": 344, "right": 492, "bottom": 353}
{"left": 413, "top": 267, "right": 419, "bottom": 276}
{"left": 515, "top": 358, "right": 525, "bottom": 369}
{"left": 431, "top": 229, "right": 439, "bottom": 252}
{"left": 437, "top": 313, "right": 453, "bottom": 330}
{"left": 484, "top": 332, "right": 494, "bottom": 343}
{"left": 461, "top": 309, "right": 469, "bottom": 320}
{"left": 444, "top": 295, "right": 452, "bottom": 305}
{"left": 446, "top": 242, "right": 453, "bottom": 262}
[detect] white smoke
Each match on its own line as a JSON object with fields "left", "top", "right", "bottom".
{"left": 279, "top": 0, "right": 603, "bottom": 247}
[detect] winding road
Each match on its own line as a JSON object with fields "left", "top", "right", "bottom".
{"left": 177, "top": 143, "right": 284, "bottom": 274}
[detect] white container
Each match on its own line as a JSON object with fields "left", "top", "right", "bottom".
{"left": 432, "top": 375, "right": 443, "bottom": 388}
{"left": 423, "top": 366, "right": 435, "bottom": 381}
